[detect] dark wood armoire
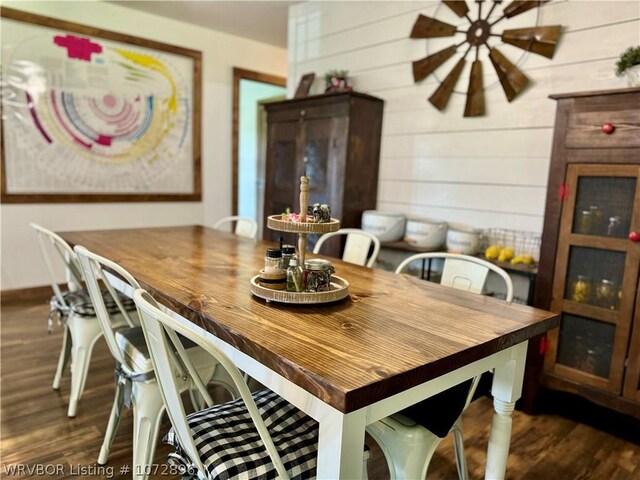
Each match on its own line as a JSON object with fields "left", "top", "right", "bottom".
{"left": 263, "top": 92, "right": 384, "bottom": 256}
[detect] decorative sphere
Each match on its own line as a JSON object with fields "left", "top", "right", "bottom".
{"left": 601, "top": 123, "right": 615, "bottom": 134}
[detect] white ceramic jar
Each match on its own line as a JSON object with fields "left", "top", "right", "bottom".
{"left": 404, "top": 218, "right": 447, "bottom": 249}
{"left": 361, "top": 211, "right": 406, "bottom": 242}
{"left": 446, "top": 223, "right": 481, "bottom": 255}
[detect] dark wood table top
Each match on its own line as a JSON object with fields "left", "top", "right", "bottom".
{"left": 61, "top": 225, "right": 559, "bottom": 413}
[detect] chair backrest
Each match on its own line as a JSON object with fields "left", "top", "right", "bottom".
{"left": 30, "top": 223, "right": 84, "bottom": 306}
{"left": 133, "top": 288, "right": 291, "bottom": 479}
{"left": 74, "top": 246, "right": 141, "bottom": 366}
{"left": 312, "top": 228, "right": 381, "bottom": 268}
{"left": 213, "top": 216, "right": 258, "bottom": 239}
{"left": 395, "top": 252, "right": 514, "bottom": 303}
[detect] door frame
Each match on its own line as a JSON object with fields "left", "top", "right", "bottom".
{"left": 232, "top": 67, "right": 286, "bottom": 215}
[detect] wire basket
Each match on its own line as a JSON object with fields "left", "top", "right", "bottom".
{"left": 481, "top": 228, "right": 542, "bottom": 261}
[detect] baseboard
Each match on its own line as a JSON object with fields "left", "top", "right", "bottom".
{"left": 1, "top": 285, "right": 54, "bottom": 303}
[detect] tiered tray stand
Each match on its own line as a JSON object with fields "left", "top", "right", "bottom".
{"left": 250, "top": 176, "right": 350, "bottom": 304}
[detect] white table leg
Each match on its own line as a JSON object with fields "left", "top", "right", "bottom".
{"left": 317, "top": 407, "right": 367, "bottom": 479}
{"left": 485, "top": 342, "right": 527, "bottom": 480}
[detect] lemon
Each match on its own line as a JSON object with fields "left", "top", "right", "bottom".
{"left": 485, "top": 245, "right": 501, "bottom": 260}
{"left": 498, "top": 247, "right": 514, "bottom": 262}
{"left": 522, "top": 254, "right": 534, "bottom": 265}
{"left": 511, "top": 255, "right": 524, "bottom": 265}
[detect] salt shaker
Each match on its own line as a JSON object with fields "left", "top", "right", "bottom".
{"left": 264, "top": 248, "right": 282, "bottom": 273}
{"left": 281, "top": 245, "right": 296, "bottom": 270}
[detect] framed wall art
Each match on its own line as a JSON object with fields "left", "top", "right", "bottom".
{"left": 0, "top": 7, "right": 202, "bottom": 203}
{"left": 294, "top": 73, "right": 315, "bottom": 98}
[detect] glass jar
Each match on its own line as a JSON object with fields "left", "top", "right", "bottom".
{"left": 582, "top": 346, "right": 603, "bottom": 376}
{"left": 264, "top": 248, "right": 282, "bottom": 273}
{"left": 589, "top": 205, "right": 604, "bottom": 234}
{"left": 286, "top": 257, "right": 304, "bottom": 292}
{"left": 570, "top": 275, "right": 592, "bottom": 303}
{"left": 576, "top": 210, "right": 593, "bottom": 234}
{"left": 606, "top": 216, "right": 622, "bottom": 237}
{"left": 304, "top": 259, "right": 334, "bottom": 292}
{"left": 281, "top": 245, "right": 296, "bottom": 270}
{"left": 571, "top": 335, "right": 586, "bottom": 370}
{"left": 594, "top": 279, "right": 618, "bottom": 310}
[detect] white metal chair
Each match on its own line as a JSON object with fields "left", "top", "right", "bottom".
{"left": 75, "top": 246, "right": 238, "bottom": 480}
{"left": 133, "top": 288, "right": 321, "bottom": 479}
{"left": 31, "top": 223, "right": 132, "bottom": 418}
{"left": 313, "top": 228, "right": 381, "bottom": 268}
{"left": 213, "top": 215, "right": 258, "bottom": 239}
{"left": 367, "top": 252, "right": 514, "bottom": 480}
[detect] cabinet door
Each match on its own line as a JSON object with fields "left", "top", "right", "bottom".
{"left": 624, "top": 282, "right": 640, "bottom": 401}
{"left": 263, "top": 120, "right": 299, "bottom": 243}
{"left": 300, "top": 116, "right": 347, "bottom": 255}
{"left": 544, "top": 164, "right": 640, "bottom": 394}
{"left": 301, "top": 116, "right": 346, "bottom": 212}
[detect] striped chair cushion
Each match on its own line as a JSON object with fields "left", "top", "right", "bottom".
{"left": 164, "top": 389, "right": 318, "bottom": 479}
{"left": 51, "top": 289, "right": 136, "bottom": 318}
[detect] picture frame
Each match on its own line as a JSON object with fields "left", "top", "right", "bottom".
{"left": 294, "top": 73, "right": 315, "bottom": 99}
{"left": 0, "top": 7, "right": 202, "bottom": 203}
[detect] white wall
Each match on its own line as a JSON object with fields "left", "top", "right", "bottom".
{"left": 1, "top": 1, "right": 287, "bottom": 290}
{"left": 288, "top": 0, "right": 640, "bottom": 232}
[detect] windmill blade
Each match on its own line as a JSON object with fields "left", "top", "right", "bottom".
{"left": 502, "top": 25, "right": 562, "bottom": 58}
{"left": 413, "top": 45, "right": 457, "bottom": 82}
{"left": 488, "top": 47, "right": 530, "bottom": 102}
{"left": 443, "top": 0, "right": 470, "bottom": 18}
{"left": 411, "top": 15, "right": 458, "bottom": 38}
{"left": 503, "top": 0, "right": 551, "bottom": 19}
{"left": 429, "top": 57, "right": 466, "bottom": 111}
{"left": 464, "top": 60, "right": 485, "bottom": 117}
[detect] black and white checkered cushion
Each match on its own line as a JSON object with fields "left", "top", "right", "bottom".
{"left": 164, "top": 389, "right": 318, "bottom": 479}
{"left": 51, "top": 289, "right": 136, "bottom": 318}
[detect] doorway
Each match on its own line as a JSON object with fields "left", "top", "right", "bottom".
{"left": 232, "top": 68, "right": 286, "bottom": 237}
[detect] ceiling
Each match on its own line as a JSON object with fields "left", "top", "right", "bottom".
{"left": 110, "top": 1, "right": 296, "bottom": 48}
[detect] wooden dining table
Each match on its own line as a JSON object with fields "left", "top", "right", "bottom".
{"left": 60, "top": 225, "right": 559, "bottom": 479}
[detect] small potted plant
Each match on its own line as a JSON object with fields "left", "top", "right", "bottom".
{"left": 615, "top": 46, "right": 640, "bottom": 87}
{"left": 324, "top": 69, "right": 352, "bottom": 93}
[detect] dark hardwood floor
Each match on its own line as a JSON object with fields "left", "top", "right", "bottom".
{"left": 1, "top": 297, "right": 638, "bottom": 479}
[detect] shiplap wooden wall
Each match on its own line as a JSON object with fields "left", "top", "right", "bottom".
{"left": 288, "top": 0, "right": 640, "bottom": 233}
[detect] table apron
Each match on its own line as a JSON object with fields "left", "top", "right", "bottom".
{"left": 365, "top": 343, "right": 527, "bottom": 424}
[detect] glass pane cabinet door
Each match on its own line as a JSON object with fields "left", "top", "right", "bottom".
{"left": 556, "top": 313, "right": 615, "bottom": 378}
{"left": 264, "top": 121, "right": 299, "bottom": 244}
{"left": 300, "top": 116, "right": 347, "bottom": 210}
{"left": 545, "top": 164, "right": 640, "bottom": 394}
{"left": 623, "top": 284, "right": 640, "bottom": 401}
{"left": 563, "top": 247, "right": 625, "bottom": 310}
{"left": 571, "top": 176, "right": 636, "bottom": 238}
{"left": 267, "top": 121, "right": 298, "bottom": 216}
{"left": 300, "top": 117, "right": 347, "bottom": 254}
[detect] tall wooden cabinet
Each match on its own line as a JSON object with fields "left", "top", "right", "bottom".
{"left": 534, "top": 88, "right": 640, "bottom": 418}
{"left": 263, "top": 92, "right": 384, "bottom": 253}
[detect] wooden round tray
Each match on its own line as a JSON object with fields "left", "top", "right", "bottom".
{"left": 267, "top": 215, "right": 340, "bottom": 234}
{"left": 250, "top": 275, "right": 349, "bottom": 304}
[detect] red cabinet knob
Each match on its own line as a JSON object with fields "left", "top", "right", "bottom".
{"left": 602, "top": 123, "right": 615, "bottom": 134}
{"left": 630, "top": 231, "right": 640, "bottom": 243}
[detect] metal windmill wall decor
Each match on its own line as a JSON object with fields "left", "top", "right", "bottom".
{"left": 411, "top": 0, "right": 562, "bottom": 117}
